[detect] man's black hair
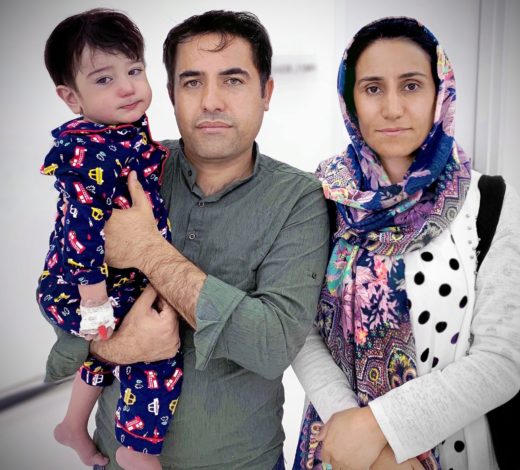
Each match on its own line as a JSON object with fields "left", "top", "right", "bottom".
{"left": 163, "top": 10, "right": 272, "bottom": 98}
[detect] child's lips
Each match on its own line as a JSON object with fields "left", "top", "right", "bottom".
{"left": 121, "top": 101, "right": 139, "bottom": 110}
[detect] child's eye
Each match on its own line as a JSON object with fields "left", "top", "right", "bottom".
{"left": 96, "top": 77, "right": 111, "bottom": 85}
{"left": 129, "top": 68, "right": 143, "bottom": 76}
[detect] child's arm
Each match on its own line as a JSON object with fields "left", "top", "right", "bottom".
{"left": 78, "top": 281, "right": 115, "bottom": 341}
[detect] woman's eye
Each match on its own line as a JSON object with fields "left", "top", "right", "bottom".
{"left": 366, "top": 86, "right": 380, "bottom": 95}
{"left": 405, "top": 82, "right": 420, "bottom": 91}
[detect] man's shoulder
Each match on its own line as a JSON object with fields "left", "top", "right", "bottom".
{"left": 160, "top": 139, "right": 180, "bottom": 151}
{"left": 257, "top": 153, "right": 321, "bottom": 191}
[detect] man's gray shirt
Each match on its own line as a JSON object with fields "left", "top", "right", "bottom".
{"left": 45, "top": 141, "right": 329, "bottom": 469}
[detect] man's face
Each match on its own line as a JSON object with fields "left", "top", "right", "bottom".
{"left": 171, "top": 33, "right": 273, "bottom": 165}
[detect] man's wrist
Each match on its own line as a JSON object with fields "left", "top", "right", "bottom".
{"left": 138, "top": 232, "right": 171, "bottom": 274}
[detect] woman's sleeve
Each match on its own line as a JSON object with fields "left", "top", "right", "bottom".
{"left": 368, "top": 185, "right": 520, "bottom": 462}
{"left": 292, "top": 325, "right": 359, "bottom": 422}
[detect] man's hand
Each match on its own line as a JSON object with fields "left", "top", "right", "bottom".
{"left": 90, "top": 285, "right": 180, "bottom": 364}
{"left": 104, "top": 171, "right": 166, "bottom": 270}
{"left": 318, "top": 407, "right": 387, "bottom": 470}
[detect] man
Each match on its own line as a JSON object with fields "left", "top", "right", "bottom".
{"left": 45, "top": 10, "right": 329, "bottom": 469}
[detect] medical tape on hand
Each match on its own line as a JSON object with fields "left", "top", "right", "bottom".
{"left": 79, "top": 299, "right": 116, "bottom": 333}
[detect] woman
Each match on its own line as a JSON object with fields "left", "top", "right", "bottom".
{"left": 292, "top": 17, "right": 520, "bottom": 470}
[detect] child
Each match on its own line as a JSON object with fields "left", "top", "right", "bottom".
{"left": 37, "top": 9, "right": 182, "bottom": 469}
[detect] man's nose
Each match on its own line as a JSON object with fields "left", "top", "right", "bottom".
{"left": 201, "top": 81, "right": 225, "bottom": 112}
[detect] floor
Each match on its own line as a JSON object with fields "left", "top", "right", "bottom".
{"left": 0, "top": 380, "right": 97, "bottom": 470}
{"left": 0, "top": 370, "right": 304, "bottom": 469}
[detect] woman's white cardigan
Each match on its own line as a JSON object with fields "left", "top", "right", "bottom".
{"left": 291, "top": 172, "right": 520, "bottom": 469}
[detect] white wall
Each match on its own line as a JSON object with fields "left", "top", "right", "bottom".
{"left": 500, "top": 0, "right": 520, "bottom": 181}
{"left": 1, "top": 0, "right": 518, "bottom": 464}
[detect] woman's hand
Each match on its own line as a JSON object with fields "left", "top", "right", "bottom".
{"left": 318, "top": 407, "right": 387, "bottom": 470}
{"left": 370, "top": 445, "right": 423, "bottom": 470}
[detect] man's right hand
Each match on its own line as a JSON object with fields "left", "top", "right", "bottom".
{"left": 90, "top": 285, "right": 181, "bottom": 364}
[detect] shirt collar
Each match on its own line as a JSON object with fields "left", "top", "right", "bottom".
{"left": 178, "top": 140, "right": 260, "bottom": 201}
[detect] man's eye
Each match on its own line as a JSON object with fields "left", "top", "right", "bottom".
{"left": 184, "top": 80, "right": 201, "bottom": 88}
{"left": 226, "top": 78, "right": 242, "bottom": 86}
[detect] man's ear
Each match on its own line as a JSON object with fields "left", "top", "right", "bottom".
{"left": 262, "top": 77, "right": 274, "bottom": 111}
{"left": 56, "top": 85, "right": 82, "bottom": 114}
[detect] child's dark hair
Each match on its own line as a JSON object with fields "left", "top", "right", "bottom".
{"left": 343, "top": 17, "right": 440, "bottom": 116}
{"left": 163, "top": 10, "right": 272, "bottom": 98}
{"left": 44, "top": 8, "right": 145, "bottom": 88}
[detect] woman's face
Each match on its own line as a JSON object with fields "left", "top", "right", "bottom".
{"left": 353, "top": 38, "right": 436, "bottom": 172}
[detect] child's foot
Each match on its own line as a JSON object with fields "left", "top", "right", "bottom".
{"left": 115, "top": 446, "right": 162, "bottom": 470}
{"left": 54, "top": 422, "right": 109, "bottom": 466}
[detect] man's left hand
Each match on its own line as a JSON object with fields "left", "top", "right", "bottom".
{"left": 104, "top": 171, "right": 164, "bottom": 270}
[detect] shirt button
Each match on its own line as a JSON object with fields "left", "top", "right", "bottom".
{"left": 198, "top": 201, "right": 205, "bottom": 208}
{"left": 188, "top": 232, "right": 196, "bottom": 240}
{"left": 188, "top": 170, "right": 193, "bottom": 176}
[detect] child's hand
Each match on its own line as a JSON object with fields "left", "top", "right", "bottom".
{"left": 81, "top": 325, "right": 114, "bottom": 342}
{"left": 79, "top": 299, "right": 116, "bottom": 341}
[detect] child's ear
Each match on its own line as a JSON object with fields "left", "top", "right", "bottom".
{"left": 56, "top": 85, "right": 82, "bottom": 114}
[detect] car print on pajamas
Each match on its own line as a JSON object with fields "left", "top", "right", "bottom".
{"left": 68, "top": 230, "right": 86, "bottom": 254}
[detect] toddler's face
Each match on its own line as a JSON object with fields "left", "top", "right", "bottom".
{"left": 62, "top": 46, "right": 152, "bottom": 125}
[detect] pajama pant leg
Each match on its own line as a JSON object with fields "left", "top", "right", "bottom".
{"left": 115, "top": 352, "right": 183, "bottom": 454}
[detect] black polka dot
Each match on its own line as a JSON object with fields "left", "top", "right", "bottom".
{"left": 439, "top": 284, "right": 451, "bottom": 296}
{"left": 459, "top": 296, "right": 468, "bottom": 308}
{"left": 418, "top": 310, "right": 430, "bottom": 324}
{"left": 454, "top": 440, "right": 465, "bottom": 452}
{"left": 436, "top": 321, "right": 448, "bottom": 333}
{"left": 432, "top": 357, "right": 439, "bottom": 368}
{"left": 449, "top": 258, "right": 460, "bottom": 270}
{"left": 420, "top": 348, "right": 429, "bottom": 362}
{"left": 421, "top": 251, "right": 434, "bottom": 262}
{"left": 414, "top": 272, "right": 425, "bottom": 285}
{"left": 451, "top": 333, "right": 459, "bottom": 344}
{"left": 407, "top": 299, "right": 412, "bottom": 310}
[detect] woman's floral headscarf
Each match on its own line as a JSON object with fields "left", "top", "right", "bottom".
{"left": 294, "top": 17, "right": 471, "bottom": 469}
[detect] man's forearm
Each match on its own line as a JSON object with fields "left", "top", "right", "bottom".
{"left": 139, "top": 235, "right": 207, "bottom": 329}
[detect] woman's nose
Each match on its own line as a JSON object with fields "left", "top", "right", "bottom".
{"left": 382, "top": 91, "right": 404, "bottom": 119}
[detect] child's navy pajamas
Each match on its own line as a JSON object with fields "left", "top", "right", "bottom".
{"left": 38, "top": 115, "right": 182, "bottom": 453}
